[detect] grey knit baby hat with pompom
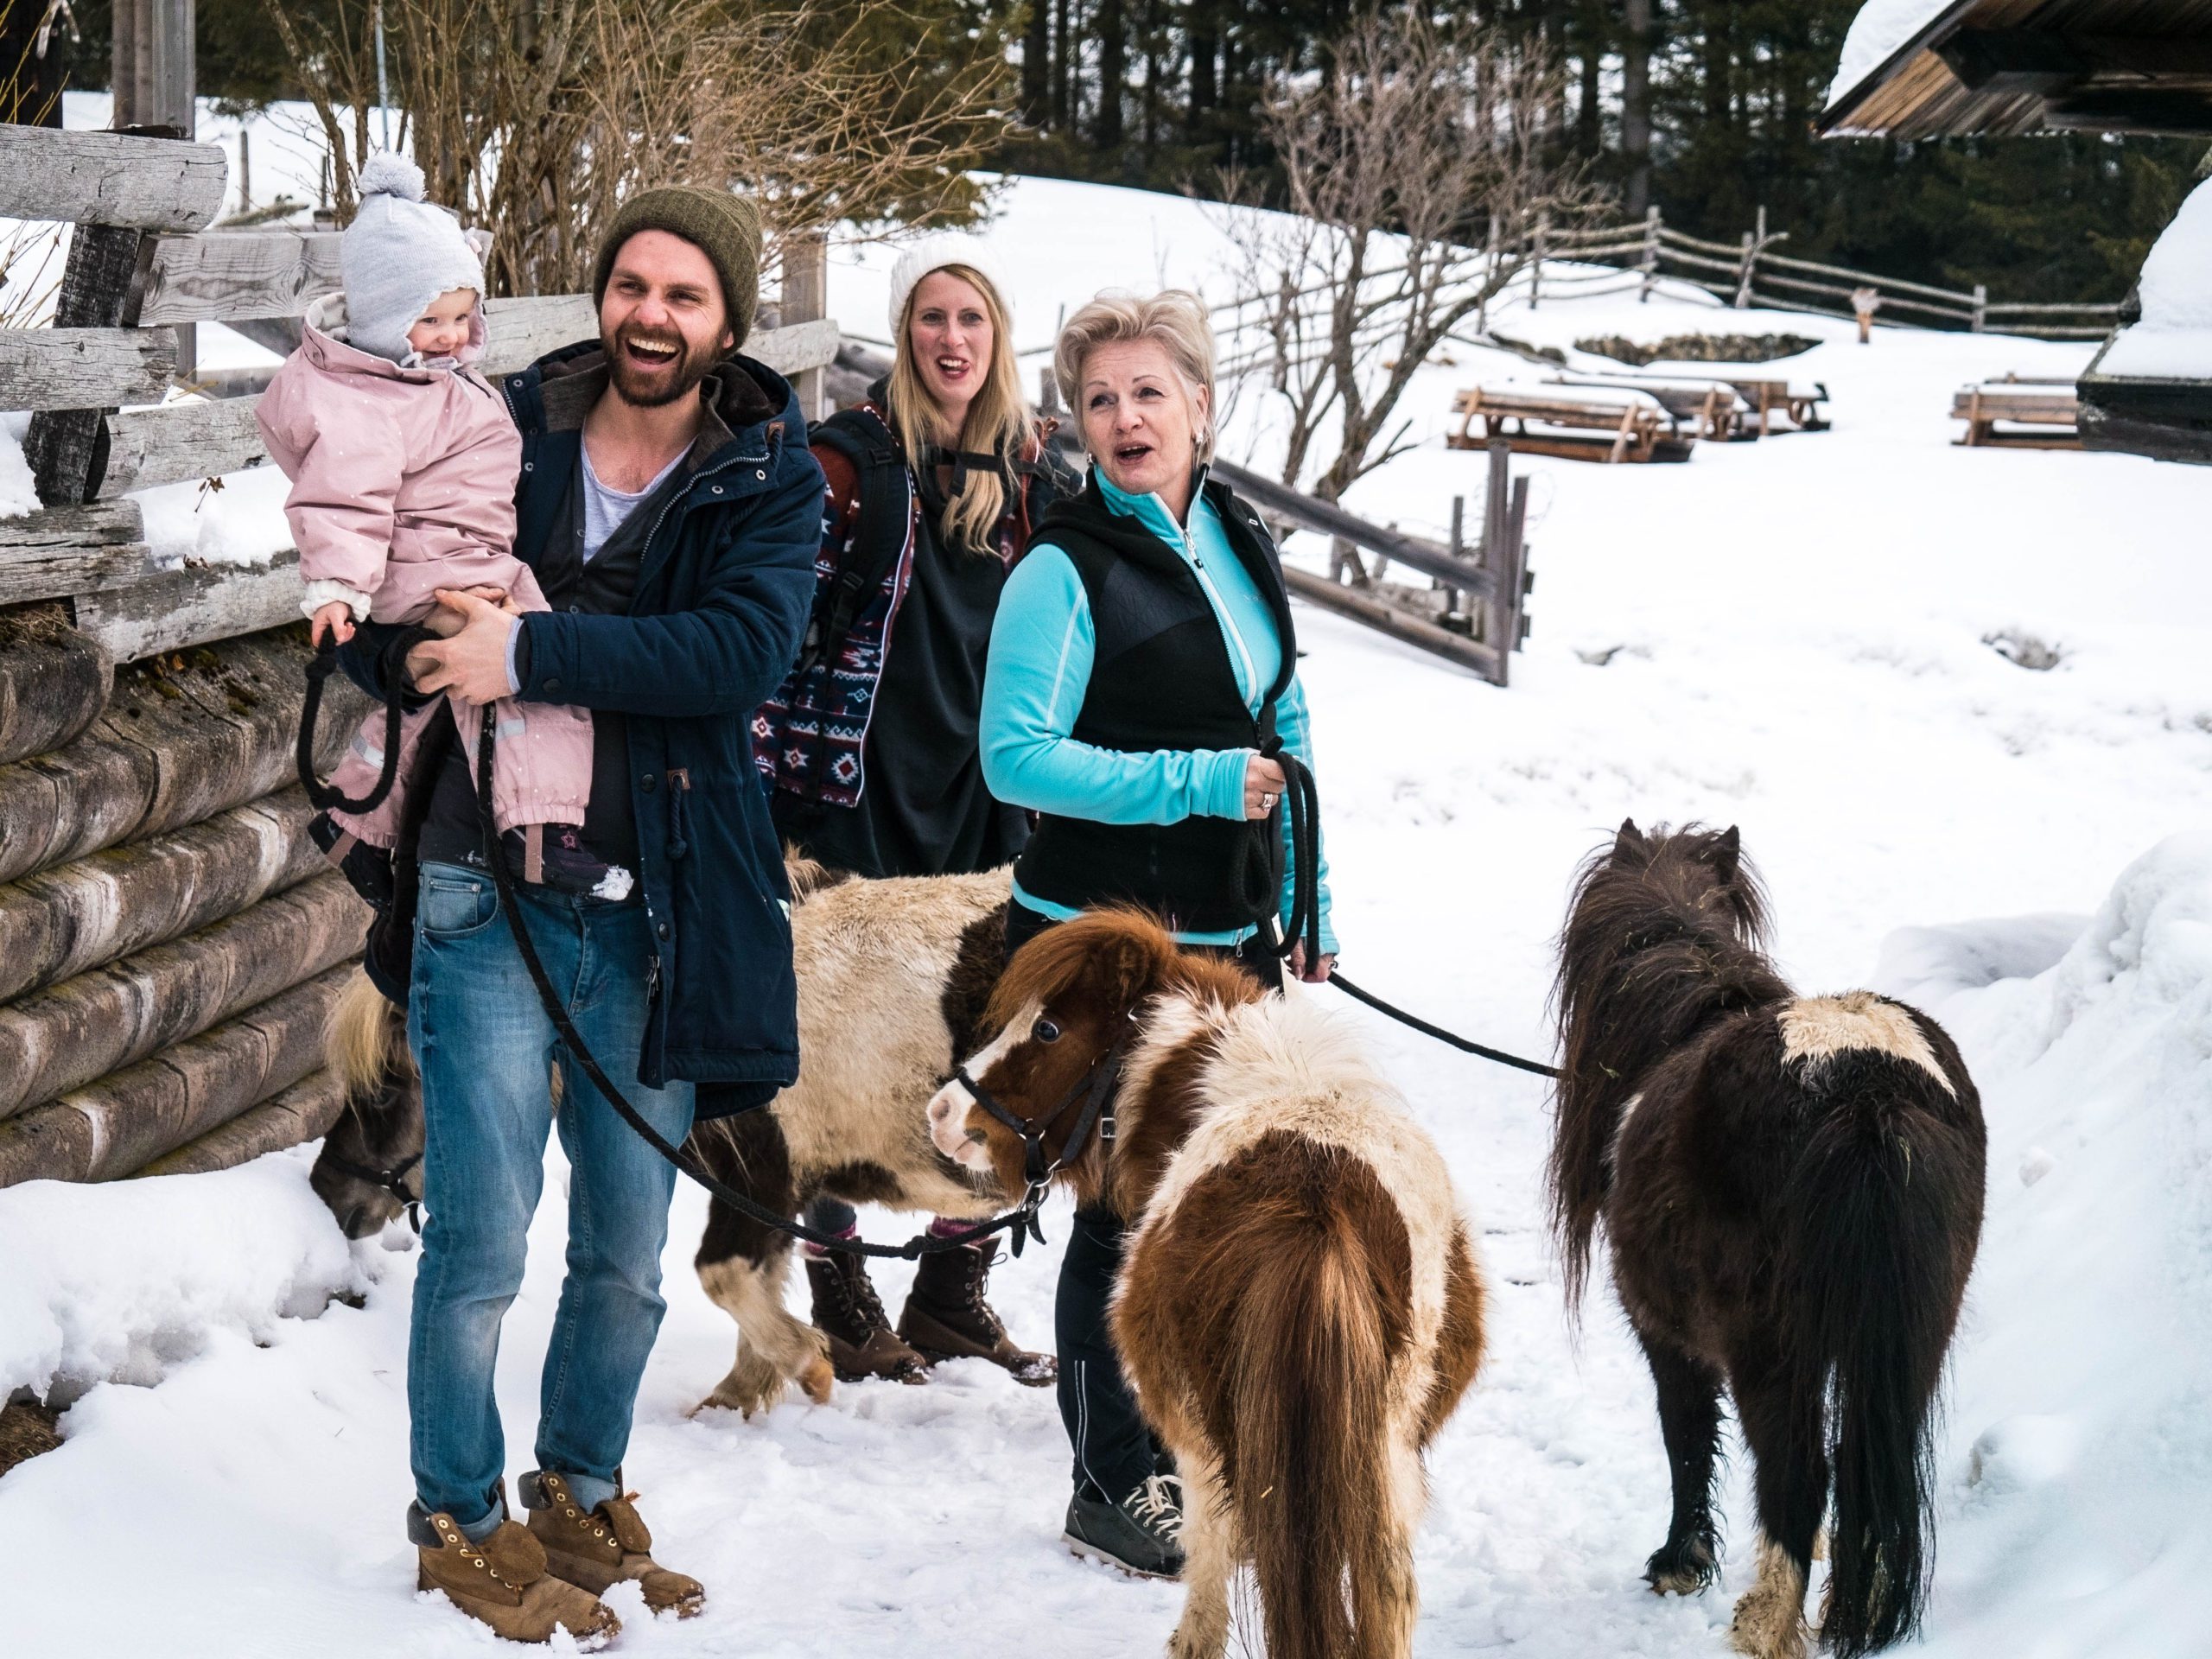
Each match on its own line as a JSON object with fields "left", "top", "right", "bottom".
{"left": 340, "top": 152, "right": 487, "bottom": 363}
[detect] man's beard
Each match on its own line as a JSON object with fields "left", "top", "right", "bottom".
{"left": 603, "top": 323, "right": 717, "bottom": 408}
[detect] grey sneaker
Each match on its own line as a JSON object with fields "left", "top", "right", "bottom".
{"left": 1062, "top": 1473, "right": 1185, "bottom": 1580}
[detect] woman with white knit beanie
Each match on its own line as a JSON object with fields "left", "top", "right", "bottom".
{"left": 753, "top": 232, "right": 1078, "bottom": 1389}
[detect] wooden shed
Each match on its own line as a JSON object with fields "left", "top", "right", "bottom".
{"left": 0, "top": 124, "right": 839, "bottom": 1191}
{"left": 1821, "top": 0, "right": 2212, "bottom": 463}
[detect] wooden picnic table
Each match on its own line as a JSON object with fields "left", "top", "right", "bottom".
{"left": 1553, "top": 373, "right": 1753, "bottom": 442}
{"left": 1448, "top": 385, "right": 1694, "bottom": 465}
{"left": 1952, "top": 377, "right": 2082, "bottom": 449}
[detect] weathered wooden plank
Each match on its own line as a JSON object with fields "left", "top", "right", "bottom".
{"left": 0, "top": 327, "right": 177, "bottom": 412}
{"left": 0, "top": 963, "right": 351, "bottom": 1185}
{"left": 100, "top": 391, "right": 269, "bottom": 493}
{"left": 0, "top": 541, "right": 156, "bottom": 607}
{"left": 1212, "top": 458, "right": 1497, "bottom": 601}
{"left": 0, "top": 126, "right": 228, "bottom": 232}
{"left": 137, "top": 230, "right": 344, "bottom": 326}
{"left": 0, "top": 784, "right": 321, "bottom": 1004}
{"left": 0, "top": 629, "right": 370, "bottom": 886}
{"left": 0, "top": 873, "right": 365, "bottom": 1120}
{"left": 0, "top": 606, "right": 112, "bottom": 767}
{"left": 1281, "top": 566, "right": 1504, "bottom": 681}
{"left": 130, "top": 1069, "right": 347, "bottom": 1179}
{"left": 101, "top": 315, "right": 842, "bottom": 493}
{"left": 0, "top": 501, "right": 146, "bottom": 548}
{"left": 73, "top": 550, "right": 303, "bottom": 662}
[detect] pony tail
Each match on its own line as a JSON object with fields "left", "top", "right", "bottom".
{"left": 326, "top": 970, "right": 400, "bottom": 1097}
{"left": 1235, "top": 1219, "right": 1400, "bottom": 1659}
{"left": 1783, "top": 1080, "right": 1979, "bottom": 1657}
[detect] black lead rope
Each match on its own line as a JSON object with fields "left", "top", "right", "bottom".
{"left": 300, "top": 637, "right": 405, "bottom": 815}
{"left": 468, "top": 707, "right": 1052, "bottom": 1261}
{"left": 1266, "top": 748, "right": 1562, "bottom": 1082}
{"left": 321, "top": 1147, "right": 424, "bottom": 1233}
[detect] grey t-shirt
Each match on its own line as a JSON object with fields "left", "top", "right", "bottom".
{"left": 582, "top": 442, "right": 685, "bottom": 563}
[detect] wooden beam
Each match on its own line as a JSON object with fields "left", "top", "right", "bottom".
{"left": 0, "top": 631, "right": 370, "bottom": 887}
{"left": 0, "top": 125, "right": 226, "bottom": 231}
{"left": 0, "top": 327, "right": 177, "bottom": 413}
{"left": 1211, "top": 458, "right": 1496, "bottom": 600}
{"left": 0, "top": 606, "right": 112, "bottom": 767}
{"left": 131, "top": 1069, "right": 346, "bottom": 1179}
{"left": 0, "top": 502, "right": 155, "bottom": 606}
{"left": 0, "top": 963, "right": 353, "bottom": 1185}
{"left": 0, "top": 784, "right": 322, "bottom": 1006}
{"left": 1281, "top": 565, "right": 1504, "bottom": 680}
{"left": 0, "top": 873, "right": 366, "bottom": 1122}
{"left": 137, "top": 228, "right": 343, "bottom": 325}
{"left": 73, "top": 550, "right": 304, "bottom": 662}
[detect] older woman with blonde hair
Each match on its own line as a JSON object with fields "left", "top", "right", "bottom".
{"left": 755, "top": 233, "right": 1077, "bottom": 1393}
{"left": 979, "top": 288, "right": 1338, "bottom": 1579}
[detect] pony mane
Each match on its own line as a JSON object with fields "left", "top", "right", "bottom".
{"left": 1548, "top": 823, "right": 1790, "bottom": 1309}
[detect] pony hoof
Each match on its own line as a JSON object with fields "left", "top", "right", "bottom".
{"left": 797, "top": 1355, "right": 836, "bottom": 1404}
{"left": 697, "top": 1375, "right": 786, "bottom": 1419}
{"left": 1643, "top": 1539, "right": 1717, "bottom": 1596}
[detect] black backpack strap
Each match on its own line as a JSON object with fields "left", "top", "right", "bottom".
{"left": 796, "top": 407, "right": 911, "bottom": 679}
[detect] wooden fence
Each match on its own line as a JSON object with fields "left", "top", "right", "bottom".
{"left": 0, "top": 124, "right": 838, "bottom": 1190}
{"left": 1522, "top": 209, "right": 2120, "bottom": 341}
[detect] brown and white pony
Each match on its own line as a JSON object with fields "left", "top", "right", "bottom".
{"left": 1552, "top": 823, "right": 1986, "bottom": 1659}
{"left": 928, "top": 910, "right": 1487, "bottom": 1659}
{"left": 311, "top": 860, "right": 1020, "bottom": 1414}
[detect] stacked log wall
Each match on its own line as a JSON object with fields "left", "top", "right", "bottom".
{"left": 0, "top": 625, "right": 373, "bottom": 1187}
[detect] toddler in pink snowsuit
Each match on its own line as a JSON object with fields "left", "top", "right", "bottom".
{"left": 259, "top": 154, "right": 622, "bottom": 898}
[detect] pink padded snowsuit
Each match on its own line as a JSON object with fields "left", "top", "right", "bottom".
{"left": 257, "top": 302, "right": 593, "bottom": 849}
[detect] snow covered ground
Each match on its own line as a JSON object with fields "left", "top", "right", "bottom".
{"left": 4, "top": 169, "right": 2211, "bottom": 1656}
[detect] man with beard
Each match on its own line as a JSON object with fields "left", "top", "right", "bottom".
{"left": 337, "top": 188, "right": 821, "bottom": 1645}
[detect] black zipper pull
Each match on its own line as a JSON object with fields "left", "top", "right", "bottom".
{"left": 666, "top": 768, "right": 691, "bottom": 860}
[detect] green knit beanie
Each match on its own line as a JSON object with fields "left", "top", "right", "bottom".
{"left": 593, "top": 186, "right": 762, "bottom": 348}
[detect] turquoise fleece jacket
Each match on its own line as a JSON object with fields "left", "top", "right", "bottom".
{"left": 981, "top": 467, "right": 1337, "bottom": 954}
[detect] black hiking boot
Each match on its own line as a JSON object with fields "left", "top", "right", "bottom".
{"left": 310, "top": 810, "right": 396, "bottom": 911}
{"left": 1063, "top": 1475, "right": 1185, "bottom": 1580}
{"left": 500, "top": 823, "right": 633, "bottom": 901}
{"left": 898, "top": 1241, "right": 1057, "bottom": 1386}
{"left": 805, "top": 1253, "right": 931, "bottom": 1385}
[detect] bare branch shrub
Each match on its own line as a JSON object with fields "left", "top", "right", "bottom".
{"left": 264, "top": 0, "right": 1015, "bottom": 296}
{"left": 1220, "top": 10, "right": 1604, "bottom": 500}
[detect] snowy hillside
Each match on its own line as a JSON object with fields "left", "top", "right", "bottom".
{"left": 3, "top": 166, "right": 2210, "bottom": 1656}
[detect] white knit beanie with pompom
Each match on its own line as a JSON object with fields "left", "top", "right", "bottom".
{"left": 886, "top": 232, "right": 1013, "bottom": 337}
{"left": 340, "top": 152, "right": 487, "bottom": 363}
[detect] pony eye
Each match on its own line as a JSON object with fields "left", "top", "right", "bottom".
{"left": 1033, "top": 1017, "right": 1062, "bottom": 1043}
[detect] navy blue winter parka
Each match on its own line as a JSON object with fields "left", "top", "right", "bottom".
{"left": 341, "top": 340, "right": 822, "bottom": 1095}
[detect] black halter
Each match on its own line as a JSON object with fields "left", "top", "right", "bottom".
{"left": 321, "top": 1145, "right": 423, "bottom": 1234}
{"left": 955, "top": 1018, "right": 1136, "bottom": 1244}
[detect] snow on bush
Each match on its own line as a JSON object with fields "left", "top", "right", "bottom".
{"left": 0, "top": 1151, "right": 359, "bottom": 1401}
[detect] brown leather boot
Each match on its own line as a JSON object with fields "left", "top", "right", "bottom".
{"left": 522, "top": 1471, "right": 705, "bottom": 1619}
{"left": 416, "top": 1499, "right": 620, "bottom": 1648}
{"left": 806, "top": 1251, "right": 931, "bottom": 1384}
{"left": 898, "top": 1241, "right": 1057, "bottom": 1386}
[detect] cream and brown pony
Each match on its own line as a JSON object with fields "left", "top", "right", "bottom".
{"left": 929, "top": 909, "right": 1486, "bottom": 1659}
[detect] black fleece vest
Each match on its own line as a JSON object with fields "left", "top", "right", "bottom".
{"left": 1012, "top": 475, "right": 1298, "bottom": 933}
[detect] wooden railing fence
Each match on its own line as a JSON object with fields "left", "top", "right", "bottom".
{"left": 0, "top": 124, "right": 838, "bottom": 1190}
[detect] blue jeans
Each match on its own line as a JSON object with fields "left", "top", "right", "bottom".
{"left": 406, "top": 861, "right": 695, "bottom": 1527}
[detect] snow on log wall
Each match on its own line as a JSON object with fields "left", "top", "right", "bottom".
{"left": 0, "top": 613, "right": 372, "bottom": 1186}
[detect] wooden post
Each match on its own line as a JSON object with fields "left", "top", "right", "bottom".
{"left": 1972, "top": 283, "right": 1988, "bottom": 334}
{"left": 1529, "top": 211, "right": 1548, "bottom": 311}
{"left": 1446, "top": 493, "right": 1465, "bottom": 620}
{"left": 1478, "top": 442, "right": 1510, "bottom": 683}
{"left": 1732, "top": 211, "right": 1761, "bottom": 309}
{"left": 1638, "top": 206, "right": 1662, "bottom": 303}
{"left": 111, "top": 0, "right": 196, "bottom": 381}
{"left": 780, "top": 230, "right": 830, "bottom": 425}
{"left": 236, "top": 125, "right": 251, "bottom": 214}
{"left": 1038, "top": 365, "right": 1061, "bottom": 417}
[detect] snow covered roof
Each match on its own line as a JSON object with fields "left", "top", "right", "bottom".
{"left": 1821, "top": 0, "right": 2212, "bottom": 139}
{"left": 2089, "top": 175, "right": 2212, "bottom": 381}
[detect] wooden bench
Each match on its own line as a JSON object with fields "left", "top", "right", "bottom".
{"left": 1554, "top": 374, "right": 1752, "bottom": 442}
{"left": 1952, "top": 378, "right": 2082, "bottom": 448}
{"left": 1721, "top": 377, "right": 1829, "bottom": 435}
{"left": 1448, "top": 385, "right": 1693, "bottom": 465}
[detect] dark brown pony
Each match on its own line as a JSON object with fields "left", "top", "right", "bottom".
{"left": 310, "top": 973, "right": 425, "bottom": 1239}
{"left": 1551, "top": 822, "right": 1985, "bottom": 1659}
{"left": 929, "top": 911, "right": 1486, "bottom": 1659}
